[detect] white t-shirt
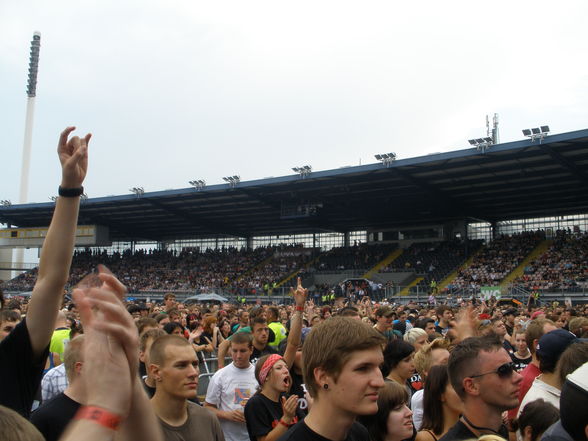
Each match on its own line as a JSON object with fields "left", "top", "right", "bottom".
{"left": 517, "top": 375, "right": 560, "bottom": 418}
{"left": 205, "top": 362, "right": 257, "bottom": 441}
{"left": 411, "top": 388, "right": 424, "bottom": 431}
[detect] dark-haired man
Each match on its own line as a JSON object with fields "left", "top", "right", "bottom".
{"left": 0, "top": 309, "right": 21, "bottom": 341}
{"left": 435, "top": 305, "right": 453, "bottom": 336}
{"left": 439, "top": 335, "right": 522, "bottom": 440}
{"left": 416, "top": 317, "right": 437, "bottom": 341}
{"left": 0, "top": 127, "right": 90, "bottom": 417}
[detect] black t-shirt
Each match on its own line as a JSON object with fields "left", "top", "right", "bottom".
{"left": 30, "top": 392, "right": 81, "bottom": 441}
{"left": 438, "top": 420, "right": 508, "bottom": 441}
{"left": 250, "top": 345, "right": 278, "bottom": 365}
{"left": 0, "top": 318, "right": 49, "bottom": 417}
{"left": 278, "top": 420, "right": 369, "bottom": 441}
{"left": 245, "top": 393, "right": 304, "bottom": 441}
{"left": 510, "top": 352, "right": 532, "bottom": 372}
{"left": 290, "top": 370, "right": 305, "bottom": 400}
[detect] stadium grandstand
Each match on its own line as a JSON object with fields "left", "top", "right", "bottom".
{"left": 2, "top": 127, "right": 588, "bottom": 304}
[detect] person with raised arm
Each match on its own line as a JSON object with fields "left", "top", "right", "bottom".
{"left": 0, "top": 127, "right": 90, "bottom": 417}
{"left": 243, "top": 279, "right": 307, "bottom": 441}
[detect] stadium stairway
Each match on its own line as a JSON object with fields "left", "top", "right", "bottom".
{"left": 499, "top": 239, "right": 553, "bottom": 289}
{"left": 361, "top": 248, "right": 404, "bottom": 279}
{"left": 439, "top": 247, "right": 485, "bottom": 291}
{"left": 398, "top": 277, "right": 424, "bottom": 296}
{"left": 234, "top": 254, "right": 275, "bottom": 283}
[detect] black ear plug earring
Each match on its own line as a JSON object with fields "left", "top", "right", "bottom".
{"left": 323, "top": 384, "right": 329, "bottom": 390}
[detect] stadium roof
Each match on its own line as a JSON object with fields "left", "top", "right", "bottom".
{"left": 2, "top": 128, "right": 588, "bottom": 242}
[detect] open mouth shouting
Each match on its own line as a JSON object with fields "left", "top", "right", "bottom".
{"left": 282, "top": 375, "right": 291, "bottom": 391}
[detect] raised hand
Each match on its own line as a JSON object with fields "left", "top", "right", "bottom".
{"left": 58, "top": 126, "right": 91, "bottom": 188}
{"left": 73, "top": 277, "right": 138, "bottom": 417}
{"left": 453, "top": 305, "right": 477, "bottom": 342}
{"left": 290, "top": 277, "right": 308, "bottom": 307}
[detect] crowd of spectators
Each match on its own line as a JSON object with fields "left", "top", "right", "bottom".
{"left": 307, "top": 242, "right": 397, "bottom": 272}
{"left": 380, "top": 240, "right": 483, "bottom": 293}
{"left": 450, "top": 231, "right": 545, "bottom": 292}
{"left": 3, "top": 245, "right": 318, "bottom": 296}
{"left": 6, "top": 230, "right": 588, "bottom": 302}
{"left": 512, "top": 229, "right": 588, "bottom": 292}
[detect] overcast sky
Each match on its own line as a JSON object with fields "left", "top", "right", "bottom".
{"left": 2, "top": 0, "right": 588, "bottom": 205}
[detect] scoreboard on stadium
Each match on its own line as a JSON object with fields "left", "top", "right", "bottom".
{"left": 0, "top": 225, "right": 110, "bottom": 248}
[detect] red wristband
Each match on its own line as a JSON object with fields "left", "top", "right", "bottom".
{"left": 295, "top": 306, "right": 304, "bottom": 312}
{"left": 279, "top": 419, "right": 290, "bottom": 428}
{"left": 75, "top": 405, "right": 122, "bottom": 430}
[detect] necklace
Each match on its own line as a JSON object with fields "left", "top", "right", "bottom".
{"left": 462, "top": 415, "right": 502, "bottom": 436}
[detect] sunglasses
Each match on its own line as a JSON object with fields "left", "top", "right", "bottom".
{"left": 469, "top": 362, "right": 517, "bottom": 379}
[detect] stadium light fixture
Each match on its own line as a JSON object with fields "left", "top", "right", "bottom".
{"left": 374, "top": 153, "right": 396, "bottom": 167}
{"left": 189, "top": 180, "right": 206, "bottom": 191}
{"left": 468, "top": 138, "right": 493, "bottom": 153}
{"left": 292, "top": 165, "right": 312, "bottom": 178}
{"left": 129, "top": 187, "right": 145, "bottom": 197}
{"left": 222, "top": 175, "right": 240, "bottom": 188}
{"left": 522, "top": 125, "right": 550, "bottom": 143}
{"left": 0, "top": 200, "right": 11, "bottom": 206}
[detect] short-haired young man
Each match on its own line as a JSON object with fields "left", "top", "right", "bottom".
{"left": 216, "top": 309, "right": 276, "bottom": 368}
{"left": 149, "top": 335, "right": 224, "bottom": 441}
{"left": 163, "top": 293, "right": 177, "bottom": 312}
{"left": 250, "top": 317, "right": 278, "bottom": 364}
{"left": 278, "top": 317, "right": 385, "bottom": 441}
{"left": 139, "top": 328, "right": 166, "bottom": 397}
{"left": 517, "top": 329, "right": 581, "bottom": 416}
{"left": 0, "top": 127, "right": 90, "bottom": 417}
{"left": 415, "top": 317, "right": 437, "bottom": 341}
{"left": 439, "top": 335, "right": 522, "bottom": 440}
{"left": 205, "top": 332, "right": 258, "bottom": 441}
{"left": 435, "top": 306, "right": 453, "bottom": 336}
{"left": 0, "top": 310, "right": 21, "bottom": 342}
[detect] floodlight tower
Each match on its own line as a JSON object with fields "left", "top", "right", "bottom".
{"left": 20, "top": 32, "right": 41, "bottom": 204}
{"left": 9, "top": 32, "right": 41, "bottom": 278}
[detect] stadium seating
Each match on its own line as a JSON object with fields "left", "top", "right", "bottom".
{"left": 450, "top": 231, "right": 545, "bottom": 292}
{"left": 511, "top": 230, "right": 588, "bottom": 292}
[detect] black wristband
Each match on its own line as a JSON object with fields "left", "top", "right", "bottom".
{"left": 58, "top": 186, "right": 84, "bottom": 197}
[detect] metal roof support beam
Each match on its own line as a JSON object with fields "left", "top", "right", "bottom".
{"left": 540, "top": 145, "right": 588, "bottom": 185}
{"left": 84, "top": 214, "right": 159, "bottom": 242}
{"left": 392, "top": 168, "right": 488, "bottom": 221}
{"left": 143, "top": 198, "right": 248, "bottom": 238}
